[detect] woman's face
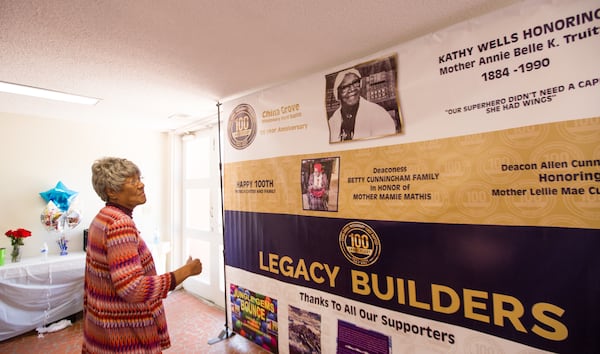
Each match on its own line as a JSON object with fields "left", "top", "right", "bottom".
{"left": 110, "top": 174, "right": 146, "bottom": 210}
{"left": 338, "top": 73, "right": 361, "bottom": 106}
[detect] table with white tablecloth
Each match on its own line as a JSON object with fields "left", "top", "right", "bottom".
{"left": 0, "top": 252, "right": 85, "bottom": 341}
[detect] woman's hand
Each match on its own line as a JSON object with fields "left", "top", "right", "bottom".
{"left": 185, "top": 256, "right": 203, "bottom": 276}
{"left": 173, "top": 257, "right": 203, "bottom": 286}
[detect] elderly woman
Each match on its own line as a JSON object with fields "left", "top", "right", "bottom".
{"left": 328, "top": 68, "right": 396, "bottom": 142}
{"left": 83, "top": 157, "right": 202, "bottom": 353}
{"left": 307, "top": 163, "right": 329, "bottom": 210}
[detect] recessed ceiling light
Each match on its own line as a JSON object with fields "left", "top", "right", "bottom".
{"left": 0, "top": 81, "right": 100, "bottom": 105}
{"left": 181, "top": 132, "right": 196, "bottom": 141}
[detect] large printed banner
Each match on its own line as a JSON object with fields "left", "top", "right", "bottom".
{"left": 222, "top": 1, "right": 600, "bottom": 353}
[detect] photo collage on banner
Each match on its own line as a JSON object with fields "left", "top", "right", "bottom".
{"left": 230, "top": 284, "right": 279, "bottom": 353}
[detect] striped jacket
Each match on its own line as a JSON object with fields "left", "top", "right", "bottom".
{"left": 82, "top": 205, "right": 174, "bottom": 353}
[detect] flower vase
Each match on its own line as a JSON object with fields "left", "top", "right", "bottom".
{"left": 11, "top": 244, "right": 21, "bottom": 263}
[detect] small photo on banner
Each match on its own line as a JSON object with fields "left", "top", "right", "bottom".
{"left": 301, "top": 157, "right": 340, "bottom": 212}
{"left": 337, "top": 319, "right": 391, "bottom": 354}
{"left": 230, "top": 284, "right": 279, "bottom": 353}
{"left": 325, "top": 54, "right": 403, "bottom": 143}
{"left": 288, "top": 305, "right": 322, "bottom": 354}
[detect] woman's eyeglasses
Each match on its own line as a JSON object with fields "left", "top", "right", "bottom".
{"left": 125, "top": 176, "right": 144, "bottom": 186}
{"left": 338, "top": 78, "right": 361, "bottom": 94}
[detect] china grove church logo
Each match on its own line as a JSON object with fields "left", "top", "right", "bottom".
{"left": 338, "top": 221, "right": 381, "bottom": 267}
{"left": 227, "top": 103, "right": 257, "bottom": 150}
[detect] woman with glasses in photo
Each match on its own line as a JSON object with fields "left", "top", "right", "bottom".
{"left": 328, "top": 68, "right": 396, "bottom": 142}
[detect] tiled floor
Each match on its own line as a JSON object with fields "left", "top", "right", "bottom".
{"left": 0, "top": 288, "right": 269, "bottom": 353}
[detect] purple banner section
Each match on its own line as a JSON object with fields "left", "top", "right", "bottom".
{"left": 224, "top": 210, "right": 600, "bottom": 353}
{"left": 337, "top": 320, "right": 390, "bottom": 354}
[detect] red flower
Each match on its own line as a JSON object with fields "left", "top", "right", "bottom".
{"left": 5, "top": 228, "right": 32, "bottom": 238}
{"left": 5, "top": 228, "right": 32, "bottom": 246}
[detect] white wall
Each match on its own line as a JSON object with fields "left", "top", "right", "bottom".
{"left": 0, "top": 112, "right": 170, "bottom": 259}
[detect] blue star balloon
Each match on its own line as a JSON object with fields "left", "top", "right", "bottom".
{"left": 40, "top": 181, "right": 79, "bottom": 212}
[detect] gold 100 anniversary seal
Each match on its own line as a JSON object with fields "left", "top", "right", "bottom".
{"left": 339, "top": 221, "right": 381, "bottom": 267}
{"left": 227, "top": 103, "right": 257, "bottom": 150}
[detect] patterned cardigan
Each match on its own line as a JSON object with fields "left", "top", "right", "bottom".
{"left": 82, "top": 204, "right": 175, "bottom": 353}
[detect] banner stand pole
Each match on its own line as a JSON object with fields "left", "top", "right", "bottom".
{"left": 208, "top": 101, "right": 235, "bottom": 345}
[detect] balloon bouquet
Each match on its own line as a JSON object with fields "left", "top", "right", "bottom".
{"left": 39, "top": 181, "right": 81, "bottom": 255}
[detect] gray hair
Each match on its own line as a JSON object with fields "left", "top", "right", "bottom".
{"left": 91, "top": 157, "right": 140, "bottom": 201}
{"left": 333, "top": 68, "right": 362, "bottom": 101}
